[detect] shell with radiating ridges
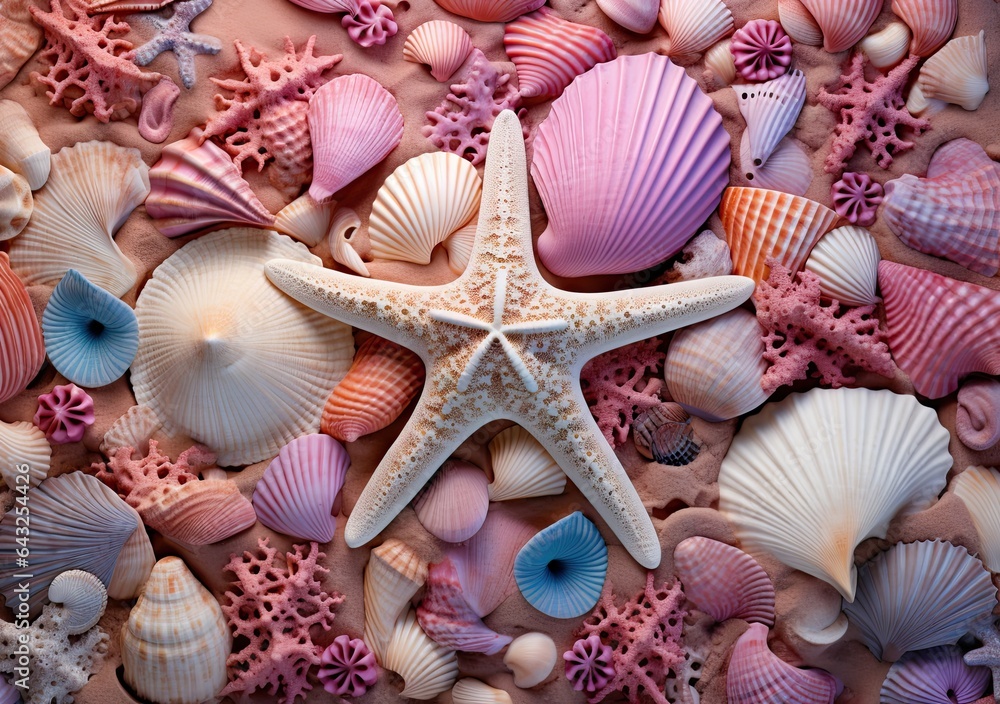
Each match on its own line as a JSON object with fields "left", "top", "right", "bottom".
{"left": 383, "top": 608, "right": 459, "bottom": 700}
{"left": 131, "top": 229, "right": 354, "bottom": 466}
{"left": 431, "top": 0, "right": 542, "bottom": 22}
{"left": 736, "top": 69, "right": 806, "bottom": 169}
{"left": 487, "top": 424, "right": 565, "bottom": 502}
{"left": 727, "top": 623, "right": 839, "bottom": 703}
{"left": 596, "top": 0, "right": 657, "bottom": 33}
{"left": 309, "top": 74, "right": 405, "bottom": 203}
{"left": 657, "top": 0, "right": 734, "bottom": 60}
{"left": 892, "top": 0, "right": 958, "bottom": 56}
{"left": 48, "top": 570, "right": 108, "bottom": 636}
{"left": 0, "top": 1, "right": 40, "bottom": 92}
{"left": 442, "top": 220, "right": 477, "bottom": 275}
{"left": 368, "top": 151, "right": 482, "bottom": 265}
{"left": 632, "top": 402, "right": 700, "bottom": 466}
{"left": 0, "top": 252, "right": 44, "bottom": 405}
{"left": 719, "top": 387, "right": 953, "bottom": 601}
{"left": 804, "top": 225, "right": 881, "bottom": 306}
{"left": 137, "top": 473, "right": 257, "bottom": 546}
{"left": 364, "top": 539, "right": 429, "bottom": 664}
{"left": 0, "top": 100, "right": 49, "bottom": 190}
{"left": 740, "top": 132, "right": 812, "bottom": 196}
{"left": 844, "top": 540, "right": 997, "bottom": 661}
{"left": 859, "top": 22, "right": 911, "bottom": 69}
{"left": 329, "top": 206, "right": 371, "bottom": 277}
{"left": 452, "top": 678, "right": 513, "bottom": 704}
{"left": 880, "top": 645, "right": 991, "bottom": 704}
{"left": 674, "top": 536, "right": 775, "bottom": 626}
{"left": 778, "top": 0, "right": 823, "bottom": 45}
{"left": 403, "top": 20, "right": 472, "bottom": 82}
{"left": 705, "top": 39, "right": 737, "bottom": 85}
{"left": 504, "top": 632, "right": 557, "bottom": 688}
{"left": 800, "top": 0, "right": 882, "bottom": 53}
{"left": 417, "top": 558, "right": 511, "bottom": 654}
{"left": 274, "top": 193, "right": 336, "bottom": 247}
{"left": 953, "top": 466, "right": 1000, "bottom": 573}
{"left": 0, "top": 420, "right": 48, "bottom": 490}
{"left": 917, "top": 31, "right": 989, "bottom": 111}
{"left": 0, "top": 166, "right": 30, "bottom": 241}
{"left": 121, "top": 556, "right": 231, "bottom": 704}
{"left": 956, "top": 381, "right": 1000, "bottom": 452}
{"left": 101, "top": 405, "right": 162, "bottom": 459}
{"left": 414, "top": 460, "right": 489, "bottom": 543}
{"left": 533, "top": 53, "right": 730, "bottom": 278}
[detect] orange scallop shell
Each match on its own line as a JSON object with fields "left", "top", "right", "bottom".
{"left": 0, "top": 252, "right": 44, "bottom": 404}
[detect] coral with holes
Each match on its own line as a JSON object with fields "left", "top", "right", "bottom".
{"left": 29, "top": 0, "right": 163, "bottom": 122}
{"left": 423, "top": 48, "right": 526, "bottom": 165}
{"left": 221, "top": 538, "right": 342, "bottom": 704}
{"left": 817, "top": 52, "right": 929, "bottom": 174}
{"left": 581, "top": 337, "right": 666, "bottom": 447}
{"left": 92, "top": 439, "right": 212, "bottom": 495}
{"left": 754, "top": 261, "right": 894, "bottom": 394}
{"left": 573, "top": 572, "right": 687, "bottom": 704}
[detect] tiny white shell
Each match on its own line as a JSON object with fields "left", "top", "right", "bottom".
{"left": 328, "top": 207, "right": 370, "bottom": 277}
{"left": 503, "top": 632, "right": 557, "bottom": 688}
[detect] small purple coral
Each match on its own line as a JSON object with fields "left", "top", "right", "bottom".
{"left": 318, "top": 634, "right": 378, "bottom": 697}
{"left": 731, "top": 20, "right": 792, "bottom": 82}
{"left": 831, "top": 172, "right": 884, "bottom": 226}
{"left": 34, "top": 383, "right": 94, "bottom": 444}
{"left": 564, "top": 635, "right": 616, "bottom": 693}
{"left": 342, "top": 0, "right": 397, "bottom": 48}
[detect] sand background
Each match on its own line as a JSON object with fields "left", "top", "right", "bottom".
{"left": 1, "top": 0, "right": 999, "bottom": 701}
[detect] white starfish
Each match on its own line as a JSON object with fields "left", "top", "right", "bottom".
{"left": 266, "top": 110, "right": 754, "bottom": 568}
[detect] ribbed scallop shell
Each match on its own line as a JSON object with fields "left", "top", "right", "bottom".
{"left": 431, "top": 0, "right": 542, "bottom": 22}
{"left": 858, "top": 22, "right": 911, "bottom": 69}
{"left": 443, "top": 220, "right": 477, "bottom": 275}
{"left": 657, "top": 0, "right": 734, "bottom": 60}
{"left": 0, "top": 166, "right": 30, "bottom": 240}
{"left": 674, "top": 536, "right": 775, "bottom": 626}
{"left": 146, "top": 130, "right": 275, "bottom": 238}
{"left": 804, "top": 225, "right": 881, "bottom": 306}
{"left": 740, "top": 132, "right": 812, "bottom": 196}
{"left": 321, "top": 334, "right": 425, "bottom": 442}
{"left": 727, "top": 623, "right": 839, "bottom": 704}
{"left": 843, "top": 541, "right": 997, "bottom": 661}
{"left": 736, "top": 69, "right": 806, "bottom": 169}
{"left": 778, "top": 0, "right": 823, "bottom": 46}
{"left": 131, "top": 229, "right": 354, "bottom": 466}
{"left": 878, "top": 260, "right": 1000, "bottom": 398}
{"left": 800, "top": 0, "right": 882, "bottom": 53}
{"left": 0, "top": 420, "right": 48, "bottom": 490}
{"left": 503, "top": 9, "right": 616, "bottom": 100}
{"left": 368, "top": 151, "right": 482, "bottom": 265}
{"left": 918, "top": 31, "right": 989, "bottom": 111}
{"left": 0, "top": 251, "right": 44, "bottom": 405}
{"left": 953, "top": 466, "right": 1000, "bottom": 572}
{"left": 533, "top": 53, "right": 730, "bottom": 277}
{"left": 8, "top": 141, "right": 146, "bottom": 297}
{"left": 956, "top": 381, "right": 1000, "bottom": 452}
{"left": 664, "top": 308, "right": 769, "bottom": 422}
{"left": 632, "top": 402, "right": 700, "bottom": 466}
{"left": 138, "top": 476, "right": 257, "bottom": 546}
{"left": 100, "top": 405, "right": 161, "bottom": 459}
{"left": 121, "top": 557, "right": 231, "bottom": 704}
{"left": 309, "top": 74, "right": 405, "bottom": 203}
{"left": 720, "top": 187, "right": 843, "bottom": 284}
{"left": 705, "top": 39, "right": 737, "bottom": 85}
{"left": 414, "top": 460, "right": 489, "bottom": 543}
{"left": 0, "top": 0, "right": 40, "bottom": 92}
{"left": 487, "top": 424, "right": 565, "bottom": 502}
{"left": 403, "top": 20, "right": 472, "bottom": 82}
{"left": 906, "top": 81, "right": 949, "bottom": 117}
{"left": 719, "top": 387, "right": 953, "bottom": 601}
{"left": 329, "top": 207, "right": 371, "bottom": 277}
{"left": 0, "top": 100, "right": 50, "bottom": 190}
{"left": 892, "top": 0, "right": 958, "bottom": 56}
{"left": 452, "top": 678, "right": 513, "bottom": 704}
{"left": 48, "top": 570, "right": 108, "bottom": 635}
{"left": 364, "top": 539, "right": 429, "bottom": 664}
{"left": 503, "top": 632, "right": 557, "bottom": 688}
{"left": 880, "top": 645, "right": 991, "bottom": 704}
{"left": 383, "top": 608, "right": 459, "bottom": 700}
{"left": 595, "top": 0, "right": 658, "bottom": 34}
{"left": 274, "top": 193, "right": 335, "bottom": 247}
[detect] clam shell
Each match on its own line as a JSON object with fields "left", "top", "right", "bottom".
{"left": 403, "top": 20, "right": 473, "bottom": 82}
{"left": 0, "top": 252, "right": 44, "bottom": 405}
{"left": 0, "top": 166, "right": 30, "bottom": 241}
{"left": 778, "top": 0, "right": 823, "bottom": 46}
{"left": 664, "top": 308, "right": 769, "bottom": 422}
{"left": 430, "top": 0, "right": 543, "bottom": 22}
{"left": 674, "top": 536, "right": 775, "bottom": 626}
{"left": 719, "top": 387, "right": 953, "bottom": 601}
{"left": 735, "top": 69, "right": 806, "bottom": 169}
{"left": 657, "top": 0, "right": 734, "bottom": 60}
{"left": 368, "top": 151, "right": 482, "bottom": 265}
{"left": 858, "top": 21, "right": 911, "bottom": 69}
{"left": 321, "top": 334, "right": 425, "bottom": 442}
{"left": 740, "top": 132, "right": 812, "bottom": 196}
{"left": 800, "top": 0, "right": 882, "bottom": 53}
{"left": 595, "top": 0, "right": 658, "bottom": 34}
{"left": 0, "top": 100, "right": 46, "bottom": 189}
{"left": 328, "top": 206, "right": 371, "bottom": 277}
{"left": 952, "top": 466, "right": 1000, "bottom": 572}
{"left": 48, "top": 570, "right": 108, "bottom": 636}
{"left": 0, "top": 420, "right": 49, "bottom": 490}
{"left": 632, "top": 402, "right": 701, "bottom": 466}
{"left": 100, "top": 405, "right": 162, "bottom": 459}
{"left": 906, "top": 80, "right": 949, "bottom": 117}
{"left": 452, "top": 678, "right": 513, "bottom": 704}
{"left": 727, "top": 623, "right": 839, "bottom": 703}
{"left": 844, "top": 541, "right": 997, "bottom": 661}
{"left": 274, "top": 193, "right": 336, "bottom": 247}
{"left": 138, "top": 476, "right": 256, "bottom": 546}
{"left": 364, "top": 538, "right": 429, "bottom": 664}
{"left": 309, "top": 74, "right": 405, "bottom": 203}
{"left": 487, "top": 424, "right": 565, "bottom": 502}
{"left": 122, "top": 557, "right": 231, "bottom": 704}
{"left": 417, "top": 558, "right": 512, "bottom": 654}
{"left": 414, "top": 460, "right": 489, "bottom": 543}
{"left": 442, "top": 220, "right": 477, "bottom": 275}
{"left": 804, "top": 225, "right": 881, "bottom": 306}
{"left": 503, "top": 8, "right": 616, "bottom": 101}
{"left": 956, "top": 380, "right": 1000, "bottom": 451}
{"left": 383, "top": 608, "right": 459, "bottom": 700}
{"left": 918, "top": 31, "right": 990, "bottom": 111}
{"left": 880, "top": 645, "right": 991, "bottom": 704}
{"left": 532, "top": 54, "right": 730, "bottom": 277}
{"left": 503, "top": 632, "right": 557, "bottom": 688}
{"left": 0, "top": 0, "right": 41, "bottom": 92}
{"left": 705, "top": 39, "right": 737, "bottom": 86}
{"left": 8, "top": 141, "right": 146, "bottom": 297}
{"left": 892, "top": 0, "right": 958, "bottom": 56}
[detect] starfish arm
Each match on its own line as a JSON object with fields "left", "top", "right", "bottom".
{"left": 133, "top": 36, "right": 171, "bottom": 65}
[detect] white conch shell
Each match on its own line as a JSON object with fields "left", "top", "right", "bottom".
{"left": 804, "top": 225, "right": 881, "bottom": 306}
{"left": 719, "top": 387, "right": 953, "bottom": 601}
{"left": 368, "top": 151, "right": 482, "bottom": 266}
{"left": 452, "top": 678, "right": 513, "bottom": 704}
{"left": 383, "top": 608, "right": 459, "bottom": 700}
{"left": 364, "top": 538, "right": 429, "bottom": 664}
{"left": 917, "top": 31, "right": 990, "bottom": 111}
{"left": 657, "top": 0, "right": 734, "bottom": 60}
{"left": 48, "top": 570, "right": 108, "bottom": 635}
{"left": 952, "top": 466, "right": 1000, "bottom": 573}
{"left": 274, "top": 192, "right": 337, "bottom": 247}
{"left": 858, "top": 22, "right": 911, "bottom": 69}
{"left": 0, "top": 100, "right": 50, "bottom": 190}
{"left": 328, "top": 206, "right": 370, "bottom": 277}
{"left": 487, "top": 424, "right": 566, "bottom": 502}
{"left": 740, "top": 132, "right": 812, "bottom": 196}
{"left": 403, "top": 20, "right": 473, "bottom": 82}
{"left": 0, "top": 420, "right": 48, "bottom": 489}
{"left": 704, "top": 39, "right": 736, "bottom": 86}
{"left": 100, "top": 405, "right": 163, "bottom": 459}
{"left": 735, "top": 69, "right": 806, "bottom": 169}
{"left": 503, "top": 632, "right": 557, "bottom": 688}
{"left": 778, "top": 0, "right": 823, "bottom": 46}
{"left": 8, "top": 141, "right": 146, "bottom": 297}
{"left": 121, "top": 556, "right": 231, "bottom": 704}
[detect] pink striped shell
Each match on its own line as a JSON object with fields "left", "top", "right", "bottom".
{"left": 0, "top": 252, "right": 44, "bottom": 404}
{"left": 674, "top": 537, "right": 775, "bottom": 626}
{"left": 727, "top": 623, "right": 839, "bottom": 704}
{"left": 892, "top": 0, "right": 958, "bottom": 56}
{"left": 800, "top": 0, "right": 882, "bottom": 53}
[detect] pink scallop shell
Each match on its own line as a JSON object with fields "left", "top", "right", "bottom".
{"left": 413, "top": 459, "right": 490, "bottom": 543}
{"left": 956, "top": 378, "right": 1000, "bottom": 451}
{"left": 727, "top": 623, "right": 839, "bottom": 703}
{"left": 432, "top": 0, "right": 542, "bottom": 23}
{"left": 800, "top": 0, "right": 882, "bottom": 53}
{"left": 731, "top": 19, "right": 792, "bottom": 82}
{"left": 532, "top": 53, "right": 730, "bottom": 277}
{"left": 595, "top": 0, "right": 658, "bottom": 34}
{"left": 674, "top": 536, "right": 775, "bottom": 626}
{"left": 0, "top": 251, "right": 44, "bottom": 405}
{"left": 892, "top": 0, "right": 958, "bottom": 56}
{"left": 778, "top": 0, "right": 823, "bottom": 46}
{"left": 287, "top": 0, "right": 358, "bottom": 13}
{"left": 402, "top": 20, "right": 472, "bottom": 82}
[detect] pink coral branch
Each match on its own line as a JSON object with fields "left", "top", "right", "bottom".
{"left": 91, "top": 439, "right": 213, "bottom": 498}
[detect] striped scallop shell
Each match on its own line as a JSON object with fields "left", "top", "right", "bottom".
{"left": 892, "top": 0, "right": 958, "bottom": 56}
{"left": 452, "top": 679, "right": 513, "bottom": 704}
{"left": 906, "top": 81, "right": 949, "bottom": 117}
{"left": 273, "top": 193, "right": 335, "bottom": 247}
{"left": 442, "top": 220, "right": 477, "bottom": 275}
{"left": 917, "top": 31, "right": 990, "bottom": 112}
{"left": 431, "top": 0, "right": 542, "bottom": 22}
{"left": 383, "top": 608, "right": 459, "bottom": 700}
{"left": 800, "top": 0, "right": 882, "bottom": 53}
{"left": 778, "top": 0, "right": 823, "bottom": 46}
{"left": 880, "top": 645, "right": 991, "bottom": 704}
{"left": 657, "top": 0, "right": 734, "bottom": 60}
{"left": 956, "top": 381, "right": 1000, "bottom": 452}
{"left": 727, "top": 623, "right": 839, "bottom": 704}
{"left": 364, "top": 539, "right": 428, "bottom": 664}
{"left": 595, "top": 0, "right": 658, "bottom": 34}
{"left": 674, "top": 536, "right": 775, "bottom": 626}
{"left": 403, "top": 20, "right": 472, "bottom": 82}
{"left": 0, "top": 100, "right": 50, "bottom": 190}
{"left": 952, "top": 466, "right": 1000, "bottom": 572}
{"left": 858, "top": 22, "right": 911, "bottom": 69}
{"left": 487, "top": 424, "right": 565, "bottom": 502}
{"left": 0, "top": 420, "right": 48, "bottom": 489}
{"left": 100, "top": 405, "right": 162, "bottom": 459}
{"left": 48, "top": 570, "right": 108, "bottom": 635}
{"left": 135, "top": 474, "right": 257, "bottom": 546}
{"left": 413, "top": 460, "right": 490, "bottom": 543}
{"left": 740, "top": 132, "right": 812, "bottom": 196}
{"left": 328, "top": 207, "right": 370, "bottom": 277}
{"left": 804, "top": 225, "right": 881, "bottom": 306}
{"left": 0, "top": 0, "right": 41, "bottom": 92}
{"left": 0, "top": 166, "right": 30, "bottom": 241}
{"left": 735, "top": 69, "right": 806, "bottom": 169}
{"left": 0, "top": 251, "right": 44, "bottom": 405}
{"left": 632, "top": 402, "right": 700, "bottom": 466}
{"left": 705, "top": 39, "right": 737, "bottom": 86}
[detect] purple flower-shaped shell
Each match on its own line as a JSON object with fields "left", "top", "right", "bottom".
{"left": 342, "top": 0, "right": 397, "bottom": 47}
{"left": 731, "top": 19, "right": 793, "bottom": 82}
{"left": 318, "top": 634, "right": 378, "bottom": 697}
{"left": 831, "top": 172, "right": 884, "bottom": 226}
{"left": 34, "top": 383, "right": 95, "bottom": 444}
{"left": 564, "top": 634, "right": 616, "bottom": 693}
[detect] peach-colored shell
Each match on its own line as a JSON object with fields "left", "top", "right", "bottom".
{"left": 431, "top": 0, "right": 543, "bottom": 22}
{"left": 0, "top": 0, "right": 41, "bottom": 92}
{"left": 413, "top": 460, "right": 490, "bottom": 543}
{"left": 402, "top": 20, "right": 472, "bottom": 82}
{"left": 777, "top": 0, "right": 823, "bottom": 46}
{"left": 800, "top": 0, "right": 882, "bottom": 53}
{"left": 892, "top": 0, "right": 958, "bottom": 56}
{"left": 727, "top": 623, "right": 839, "bottom": 703}
{"left": 674, "top": 536, "right": 776, "bottom": 626}
{"left": 0, "top": 252, "right": 44, "bottom": 405}
{"left": 133, "top": 477, "right": 257, "bottom": 545}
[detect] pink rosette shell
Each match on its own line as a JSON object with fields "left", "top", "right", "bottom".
{"left": 564, "top": 635, "right": 615, "bottom": 693}
{"left": 34, "top": 383, "right": 94, "bottom": 444}
{"left": 731, "top": 20, "right": 792, "bottom": 81}
{"left": 318, "top": 634, "right": 378, "bottom": 697}
{"left": 830, "top": 172, "right": 883, "bottom": 227}
{"left": 342, "top": 0, "right": 397, "bottom": 48}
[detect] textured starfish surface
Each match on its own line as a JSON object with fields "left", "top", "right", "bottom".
{"left": 965, "top": 619, "right": 1000, "bottom": 697}
{"left": 132, "top": 0, "right": 222, "bottom": 89}
{"left": 266, "top": 111, "right": 754, "bottom": 568}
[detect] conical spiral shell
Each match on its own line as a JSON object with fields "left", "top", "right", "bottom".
{"left": 0, "top": 252, "right": 44, "bottom": 405}
{"left": 952, "top": 466, "right": 1000, "bottom": 573}
{"left": 804, "top": 225, "right": 881, "bottom": 306}
{"left": 917, "top": 31, "right": 990, "bottom": 111}
{"left": 892, "top": 0, "right": 958, "bottom": 56}
{"left": 674, "top": 536, "right": 775, "bottom": 626}
{"left": 328, "top": 206, "right": 371, "bottom": 277}
{"left": 48, "top": 570, "right": 108, "bottom": 635}
{"left": 403, "top": 21, "right": 472, "bottom": 82}
{"left": 364, "top": 538, "right": 429, "bottom": 664}
{"left": 383, "top": 608, "right": 459, "bottom": 700}
{"left": 657, "top": 0, "right": 735, "bottom": 60}
{"left": 0, "top": 420, "right": 49, "bottom": 490}
{"left": 487, "top": 424, "right": 565, "bottom": 502}
{"left": 800, "top": 0, "right": 882, "bottom": 53}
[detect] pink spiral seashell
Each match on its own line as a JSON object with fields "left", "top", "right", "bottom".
{"left": 342, "top": 0, "right": 397, "bottom": 48}
{"left": 830, "top": 172, "right": 883, "bottom": 227}
{"left": 34, "top": 383, "right": 95, "bottom": 444}
{"left": 727, "top": 623, "right": 839, "bottom": 704}
{"left": 674, "top": 536, "right": 775, "bottom": 626}
{"left": 318, "top": 634, "right": 378, "bottom": 697}
{"left": 731, "top": 20, "right": 792, "bottom": 82}
{"left": 956, "top": 378, "right": 1000, "bottom": 451}
{"left": 564, "top": 635, "right": 615, "bottom": 693}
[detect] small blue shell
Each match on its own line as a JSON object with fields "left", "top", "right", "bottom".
{"left": 514, "top": 511, "right": 608, "bottom": 619}
{"left": 42, "top": 270, "right": 139, "bottom": 387}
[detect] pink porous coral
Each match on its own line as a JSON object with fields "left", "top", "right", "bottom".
{"left": 581, "top": 337, "right": 666, "bottom": 447}
{"left": 92, "top": 439, "right": 212, "bottom": 494}
{"left": 831, "top": 172, "right": 884, "bottom": 226}
{"left": 573, "top": 572, "right": 686, "bottom": 704}
{"left": 754, "top": 260, "right": 895, "bottom": 394}
{"left": 564, "top": 634, "right": 616, "bottom": 693}
{"left": 817, "top": 52, "right": 929, "bottom": 174}
{"left": 34, "top": 383, "right": 94, "bottom": 444}
{"left": 731, "top": 19, "right": 792, "bottom": 81}
{"left": 222, "top": 538, "right": 343, "bottom": 704}
{"left": 318, "top": 634, "right": 377, "bottom": 697}
{"left": 342, "top": 0, "right": 397, "bottom": 47}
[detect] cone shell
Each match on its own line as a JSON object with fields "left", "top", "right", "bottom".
{"left": 533, "top": 54, "right": 730, "bottom": 277}
{"left": 322, "top": 334, "right": 425, "bottom": 442}
{"left": 0, "top": 252, "right": 44, "bottom": 405}
{"left": 917, "top": 31, "right": 990, "bottom": 111}
{"left": 953, "top": 466, "right": 1000, "bottom": 572}
{"left": 309, "top": 74, "right": 405, "bottom": 203}
{"left": 892, "top": 0, "right": 958, "bottom": 56}
{"left": 328, "top": 206, "right": 371, "bottom": 277}
{"left": 431, "top": 0, "right": 543, "bottom": 22}
{"left": 368, "top": 151, "right": 482, "bottom": 265}
{"left": 657, "top": 0, "right": 734, "bottom": 60}
{"left": 0, "top": 0, "right": 40, "bottom": 92}
{"left": 487, "top": 424, "right": 565, "bottom": 502}
{"left": 414, "top": 460, "right": 489, "bottom": 543}
{"left": 843, "top": 541, "right": 997, "bottom": 661}
{"left": 503, "top": 8, "right": 616, "bottom": 101}
{"left": 147, "top": 130, "right": 276, "bottom": 238}
{"left": 705, "top": 39, "right": 737, "bottom": 86}
{"left": 800, "top": 0, "right": 882, "bottom": 53}
{"left": 364, "top": 538, "right": 429, "bottom": 664}
{"left": 0, "top": 100, "right": 48, "bottom": 190}
{"left": 595, "top": 0, "right": 658, "bottom": 34}
{"left": 956, "top": 380, "right": 1000, "bottom": 452}
{"left": 778, "top": 0, "right": 823, "bottom": 46}
{"left": 880, "top": 645, "right": 991, "bottom": 704}
{"left": 137, "top": 477, "right": 256, "bottom": 546}
{"left": 727, "top": 623, "right": 839, "bottom": 703}
{"left": 879, "top": 261, "right": 1000, "bottom": 398}
{"left": 48, "top": 570, "right": 108, "bottom": 635}
{"left": 740, "top": 132, "right": 812, "bottom": 196}
{"left": 736, "top": 69, "right": 806, "bottom": 169}
{"left": 664, "top": 308, "right": 769, "bottom": 422}
{"left": 383, "top": 608, "right": 459, "bottom": 700}
{"left": 674, "top": 536, "right": 775, "bottom": 626}
{"left": 804, "top": 225, "right": 881, "bottom": 306}
{"left": 0, "top": 420, "right": 49, "bottom": 490}
{"left": 403, "top": 20, "right": 472, "bottom": 82}
{"left": 100, "top": 405, "right": 162, "bottom": 459}
{"left": 452, "top": 678, "right": 513, "bottom": 704}
{"left": 858, "top": 22, "right": 911, "bottom": 69}
{"left": 720, "top": 187, "right": 843, "bottom": 284}
{"left": 719, "top": 387, "right": 953, "bottom": 601}
{"left": 121, "top": 557, "right": 231, "bottom": 704}
{"left": 8, "top": 141, "right": 146, "bottom": 297}
{"left": 503, "top": 632, "right": 557, "bottom": 688}
{"left": 274, "top": 193, "right": 336, "bottom": 247}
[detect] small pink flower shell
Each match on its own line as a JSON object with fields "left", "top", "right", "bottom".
{"left": 342, "top": 0, "right": 397, "bottom": 48}
{"left": 831, "top": 172, "right": 884, "bottom": 227}
{"left": 34, "top": 383, "right": 94, "bottom": 444}
{"left": 318, "top": 634, "right": 378, "bottom": 697}
{"left": 564, "top": 635, "right": 615, "bottom": 693}
{"left": 731, "top": 20, "right": 792, "bottom": 82}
